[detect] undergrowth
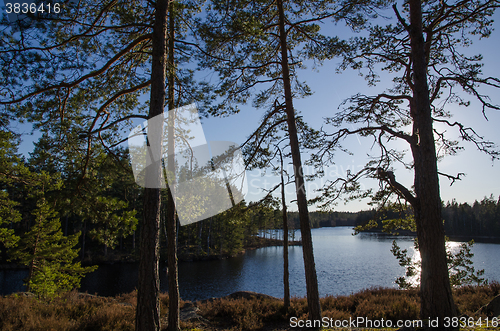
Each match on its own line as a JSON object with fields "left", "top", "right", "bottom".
{"left": 0, "top": 282, "right": 498, "bottom": 331}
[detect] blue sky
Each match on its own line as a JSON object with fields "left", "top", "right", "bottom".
{"left": 200, "top": 12, "right": 500, "bottom": 212}
{"left": 14, "top": 7, "right": 500, "bottom": 213}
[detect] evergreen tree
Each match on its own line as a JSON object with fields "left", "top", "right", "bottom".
{"left": 28, "top": 134, "right": 140, "bottom": 261}
{"left": 0, "top": 1, "right": 208, "bottom": 328}
{"left": 198, "top": 0, "right": 385, "bottom": 319}
{"left": 0, "top": 130, "right": 22, "bottom": 253}
{"left": 82, "top": 196, "right": 137, "bottom": 257}
{"left": 11, "top": 184, "right": 97, "bottom": 299}
{"left": 0, "top": 128, "right": 96, "bottom": 299}
{"left": 391, "top": 238, "right": 488, "bottom": 289}
{"left": 314, "top": 0, "right": 500, "bottom": 325}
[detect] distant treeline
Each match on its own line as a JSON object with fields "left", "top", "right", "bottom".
{"left": 286, "top": 211, "right": 361, "bottom": 228}
{"left": 284, "top": 196, "right": 500, "bottom": 239}
{"left": 173, "top": 201, "right": 286, "bottom": 260}
{"left": 442, "top": 196, "right": 500, "bottom": 238}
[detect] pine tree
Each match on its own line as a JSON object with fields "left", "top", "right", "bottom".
{"left": 0, "top": 129, "right": 23, "bottom": 253}
{"left": 83, "top": 196, "right": 137, "bottom": 257}
{"left": 0, "top": 1, "right": 208, "bottom": 328}
{"left": 0, "top": 129, "right": 95, "bottom": 299}
{"left": 198, "top": 0, "right": 385, "bottom": 319}
{"left": 28, "top": 134, "right": 139, "bottom": 261}
{"left": 12, "top": 185, "right": 97, "bottom": 299}
{"left": 314, "top": 0, "right": 500, "bottom": 325}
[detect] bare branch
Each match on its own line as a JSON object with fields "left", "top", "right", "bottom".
{"left": 245, "top": 118, "right": 288, "bottom": 168}
{"left": 241, "top": 103, "right": 284, "bottom": 148}
{"left": 438, "top": 171, "right": 465, "bottom": 186}
{"left": 324, "top": 125, "right": 414, "bottom": 146}
{"left": 432, "top": 117, "right": 499, "bottom": 159}
{"left": 79, "top": 114, "right": 148, "bottom": 139}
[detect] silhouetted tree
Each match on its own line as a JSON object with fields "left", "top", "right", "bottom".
{"left": 198, "top": 0, "right": 386, "bottom": 319}
{"left": 314, "top": 0, "right": 500, "bottom": 326}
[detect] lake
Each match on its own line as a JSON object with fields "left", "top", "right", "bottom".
{"left": 2, "top": 227, "right": 499, "bottom": 300}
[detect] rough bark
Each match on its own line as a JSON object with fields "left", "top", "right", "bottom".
{"left": 279, "top": 147, "right": 290, "bottom": 310}
{"left": 81, "top": 220, "right": 86, "bottom": 261}
{"left": 408, "top": 0, "right": 457, "bottom": 327}
{"left": 207, "top": 217, "right": 212, "bottom": 254}
{"left": 135, "top": 1, "right": 169, "bottom": 330}
{"left": 166, "top": 2, "right": 180, "bottom": 329}
{"left": 27, "top": 218, "right": 41, "bottom": 293}
{"left": 136, "top": 189, "right": 162, "bottom": 331}
{"left": 277, "top": 0, "right": 321, "bottom": 321}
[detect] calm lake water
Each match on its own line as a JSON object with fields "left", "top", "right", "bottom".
{"left": 2, "top": 227, "right": 499, "bottom": 300}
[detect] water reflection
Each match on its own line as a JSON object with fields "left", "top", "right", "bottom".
{"left": 176, "top": 255, "right": 246, "bottom": 300}
{"left": 2, "top": 227, "right": 499, "bottom": 300}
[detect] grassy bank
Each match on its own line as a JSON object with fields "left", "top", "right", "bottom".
{"left": 0, "top": 283, "right": 498, "bottom": 331}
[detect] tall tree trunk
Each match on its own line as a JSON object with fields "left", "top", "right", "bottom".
{"left": 277, "top": 0, "right": 321, "bottom": 321}
{"left": 27, "top": 214, "right": 42, "bottom": 293}
{"left": 162, "top": 204, "right": 168, "bottom": 248}
{"left": 132, "top": 197, "right": 136, "bottom": 251}
{"left": 166, "top": 3, "right": 180, "bottom": 329}
{"left": 136, "top": 0, "right": 169, "bottom": 330}
{"left": 104, "top": 223, "right": 108, "bottom": 257}
{"left": 132, "top": 230, "right": 135, "bottom": 251}
{"left": 197, "top": 221, "right": 203, "bottom": 255}
{"left": 81, "top": 220, "right": 86, "bottom": 261}
{"left": 279, "top": 146, "right": 290, "bottom": 310}
{"left": 207, "top": 217, "right": 212, "bottom": 254}
{"left": 408, "top": 0, "right": 457, "bottom": 327}
{"left": 137, "top": 189, "right": 162, "bottom": 331}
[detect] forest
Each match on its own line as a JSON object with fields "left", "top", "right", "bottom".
{"left": 290, "top": 196, "right": 500, "bottom": 238}
{"left": 1, "top": 122, "right": 498, "bottom": 282}
{"left": 0, "top": 130, "right": 290, "bottom": 265}
{"left": 1, "top": 0, "right": 500, "bottom": 330}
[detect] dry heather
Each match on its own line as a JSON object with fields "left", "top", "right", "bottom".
{"left": 0, "top": 282, "right": 498, "bottom": 331}
{"left": 0, "top": 291, "right": 135, "bottom": 331}
{"left": 197, "top": 283, "right": 500, "bottom": 330}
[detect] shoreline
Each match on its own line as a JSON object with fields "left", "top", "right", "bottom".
{"left": 355, "top": 228, "right": 500, "bottom": 243}
{"left": 176, "top": 236, "right": 302, "bottom": 262}
{"left": 0, "top": 236, "right": 301, "bottom": 269}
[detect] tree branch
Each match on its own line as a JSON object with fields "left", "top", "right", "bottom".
{"left": 83, "top": 80, "right": 151, "bottom": 137}
{"left": 438, "top": 171, "right": 465, "bottom": 186}
{"left": 393, "top": 4, "right": 410, "bottom": 32}
{"left": 0, "top": 34, "right": 152, "bottom": 105}
{"left": 376, "top": 167, "right": 417, "bottom": 207}
{"left": 432, "top": 117, "right": 499, "bottom": 159}
{"left": 325, "top": 125, "right": 415, "bottom": 146}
